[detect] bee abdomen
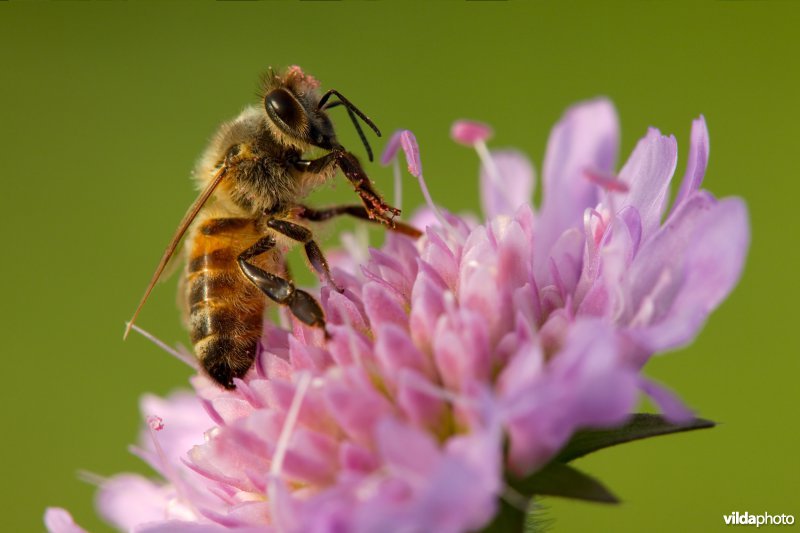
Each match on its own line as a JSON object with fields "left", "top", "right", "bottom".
{"left": 187, "top": 241, "right": 265, "bottom": 388}
{"left": 194, "top": 334, "right": 260, "bottom": 389}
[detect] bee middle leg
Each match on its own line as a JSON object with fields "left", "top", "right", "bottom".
{"left": 266, "top": 219, "right": 343, "bottom": 292}
{"left": 237, "top": 236, "right": 325, "bottom": 330}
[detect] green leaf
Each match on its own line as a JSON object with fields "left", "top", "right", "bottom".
{"left": 509, "top": 462, "right": 619, "bottom": 504}
{"left": 479, "top": 495, "right": 528, "bottom": 533}
{"left": 484, "top": 414, "right": 715, "bottom": 531}
{"left": 555, "top": 414, "right": 715, "bottom": 463}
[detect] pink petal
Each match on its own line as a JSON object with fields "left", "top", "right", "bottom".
{"left": 494, "top": 217, "right": 533, "bottom": 290}
{"left": 375, "top": 323, "right": 434, "bottom": 381}
{"left": 639, "top": 378, "right": 694, "bottom": 423}
{"left": 339, "top": 441, "right": 378, "bottom": 474}
{"left": 326, "top": 324, "right": 374, "bottom": 366}
{"left": 262, "top": 378, "right": 335, "bottom": 431}
{"left": 445, "top": 422, "right": 503, "bottom": 495}
{"left": 536, "top": 227, "right": 584, "bottom": 299}
{"left": 383, "top": 231, "right": 421, "bottom": 279}
{"left": 409, "top": 264, "right": 447, "bottom": 352}
{"left": 496, "top": 342, "right": 544, "bottom": 400}
{"left": 363, "top": 281, "right": 409, "bottom": 330}
{"left": 617, "top": 128, "right": 678, "bottom": 239}
{"left": 358, "top": 442, "right": 499, "bottom": 533}
{"left": 44, "top": 508, "right": 89, "bottom": 533}
{"left": 409, "top": 206, "right": 440, "bottom": 233}
{"left": 396, "top": 369, "right": 447, "bottom": 430}
{"left": 575, "top": 209, "right": 640, "bottom": 317}
{"left": 207, "top": 395, "right": 252, "bottom": 425}
{"left": 625, "top": 194, "right": 750, "bottom": 353}
{"left": 671, "top": 115, "right": 709, "bottom": 216}
{"left": 96, "top": 474, "right": 177, "bottom": 530}
{"left": 537, "top": 98, "right": 619, "bottom": 259}
{"left": 504, "top": 319, "right": 638, "bottom": 474}
{"left": 324, "top": 367, "right": 396, "bottom": 447}
{"left": 139, "top": 522, "right": 265, "bottom": 532}
{"left": 282, "top": 428, "right": 340, "bottom": 484}
{"left": 433, "top": 310, "right": 491, "bottom": 391}
{"left": 376, "top": 417, "right": 440, "bottom": 475}
{"left": 421, "top": 228, "right": 460, "bottom": 291}
{"left": 380, "top": 129, "right": 403, "bottom": 166}
{"left": 480, "top": 150, "right": 535, "bottom": 219}
{"left": 288, "top": 336, "right": 333, "bottom": 373}
{"left": 367, "top": 247, "right": 414, "bottom": 296}
{"left": 138, "top": 391, "right": 211, "bottom": 469}
{"left": 322, "top": 289, "right": 368, "bottom": 332}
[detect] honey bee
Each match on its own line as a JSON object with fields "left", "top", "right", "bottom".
{"left": 125, "top": 66, "right": 421, "bottom": 388}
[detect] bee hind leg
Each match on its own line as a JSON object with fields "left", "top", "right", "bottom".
{"left": 237, "top": 236, "right": 326, "bottom": 331}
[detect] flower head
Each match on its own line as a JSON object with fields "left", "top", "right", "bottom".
{"left": 48, "top": 98, "right": 749, "bottom": 532}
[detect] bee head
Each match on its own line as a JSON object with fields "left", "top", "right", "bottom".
{"left": 263, "top": 66, "right": 339, "bottom": 152}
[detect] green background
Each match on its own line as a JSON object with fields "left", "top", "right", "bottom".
{"left": 1, "top": 2, "right": 796, "bottom": 532}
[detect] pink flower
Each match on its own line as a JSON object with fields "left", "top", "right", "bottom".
{"left": 47, "top": 98, "right": 749, "bottom": 532}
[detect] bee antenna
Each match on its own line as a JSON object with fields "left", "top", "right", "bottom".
{"left": 345, "top": 105, "right": 373, "bottom": 162}
{"left": 319, "top": 89, "right": 381, "bottom": 162}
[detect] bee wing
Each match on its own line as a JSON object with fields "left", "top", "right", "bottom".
{"left": 159, "top": 239, "right": 186, "bottom": 281}
{"left": 176, "top": 265, "right": 191, "bottom": 329}
{"left": 124, "top": 165, "right": 228, "bottom": 339}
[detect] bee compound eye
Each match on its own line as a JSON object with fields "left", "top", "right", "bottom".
{"left": 265, "top": 88, "right": 303, "bottom": 132}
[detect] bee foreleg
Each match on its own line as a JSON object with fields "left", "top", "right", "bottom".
{"left": 237, "top": 236, "right": 326, "bottom": 330}
{"left": 297, "top": 204, "right": 423, "bottom": 239}
{"left": 267, "top": 219, "right": 343, "bottom": 292}
{"left": 294, "top": 151, "right": 400, "bottom": 226}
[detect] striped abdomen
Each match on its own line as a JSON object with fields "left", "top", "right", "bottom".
{"left": 186, "top": 217, "right": 266, "bottom": 388}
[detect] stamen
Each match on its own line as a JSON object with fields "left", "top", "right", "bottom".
{"left": 475, "top": 140, "right": 519, "bottom": 212}
{"left": 268, "top": 372, "right": 312, "bottom": 525}
{"left": 146, "top": 416, "right": 168, "bottom": 471}
{"left": 583, "top": 169, "right": 629, "bottom": 193}
{"left": 340, "top": 225, "right": 370, "bottom": 266}
{"left": 585, "top": 169, "right": 626, "bottom": 223}
{"left": 77, "top": 470, "right": 107, "bottom": 486}
{"left": 144, "top": 413, "right": 196, "bottom": 515}
{"left": 381, "top": 129, "right": 452, "bottom": 231}
{"left": 401, "top": 371, "right": 473, "bottom": 407}
{"left": 392, "top": 157, "right": 402, "bottom": 212}
{"left": 147, "top": 415, "right": 165, "bottom": 431}
{"left": 128, "top": 323, "right": 198, "bottom": 369}
{"left": 393, "top": 130, "right": 420, "bottom": 176}
{"left": 452, "top": 119, "right": 519, "bottom": 217}
{"left": 451, "top": 120, "right": 493, "bottom": 146}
